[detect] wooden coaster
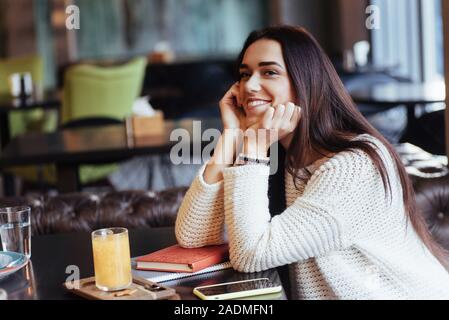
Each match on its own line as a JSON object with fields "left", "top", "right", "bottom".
{"left": 63, "top": 275, "right": 177, "bottom": 300}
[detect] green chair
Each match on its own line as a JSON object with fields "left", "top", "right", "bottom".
{"left": 61, "top": 56, "right": 147, "bottom": 185}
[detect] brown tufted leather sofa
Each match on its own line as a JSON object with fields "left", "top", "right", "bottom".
{"left": 414, "top": 175, "right": 449, "bottom": 250}
{"left": 392, "top": 143, "right": 449, "bottom": 250}
{"left": 0, "top": 187, "right": 188, "bottom": 236}
{"left": 1, "top": 143, "right": 449, "bottom": 251}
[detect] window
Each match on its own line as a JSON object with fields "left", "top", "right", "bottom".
{"left": 370, "top": 0, "right": 443, "bottom": 82}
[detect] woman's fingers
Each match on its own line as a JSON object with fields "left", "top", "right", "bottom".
{"left": 261, "top": 106, "right": 275, "bottom": 129}
{"left": 271, "top": 104, "right": 285, "bottom": 128}
{"left": 219, "top": 82, "right": 245, "bottom": 130}
{"left": 231, "top": 82, "right": 241, "bottom": 107}
{"left": 222, "top": 82, "right": 240, "bottom": 108}
{"left": 273, "top": 102, "right": 300, "bottom": 136}
{"left": 250, "top": 101, "right": 300, "bottom": 132}
{"left": 271, "top": 102, "right": 296, "bottom": 129}
{"left": 283, "top": 102, "right": 295, "bottom": 123}
{"left": 291, "top": 105, "right": 302, "bottom": 129}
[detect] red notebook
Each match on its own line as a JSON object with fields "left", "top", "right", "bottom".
{"left": 135, "top": 244, "right": 229, "bottom": 273}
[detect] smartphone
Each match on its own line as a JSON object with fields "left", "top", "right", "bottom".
{"left": 193, "top": 278, "right": 282, "bottom": 300}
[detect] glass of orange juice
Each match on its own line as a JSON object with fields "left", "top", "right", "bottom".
{"left": 91, "top": 228, "right": 132, "bottom": 291}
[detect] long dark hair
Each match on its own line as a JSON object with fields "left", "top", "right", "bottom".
{"left": 236, "top": 25, "right": 449, "bottom": 268}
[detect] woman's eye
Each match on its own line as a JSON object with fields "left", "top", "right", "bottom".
{"left": 239, "top": 72, "right": 250, "bottom": 79}
{"left": 264, "top": 70, "right": 278, "bottom": 76}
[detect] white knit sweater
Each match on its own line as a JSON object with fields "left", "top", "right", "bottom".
{"left": 175, "top": 134, "right": 449, "bottom": 300}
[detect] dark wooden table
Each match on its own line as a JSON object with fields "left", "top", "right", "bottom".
{"left": 0, "top": 118, "right": 222, "bottom": 194}
{"left": 0, "top": 91, "right": 61, "bottom": 149}
{"left": 337, "top": 64, "right": 399, "bottom": 78}
{"left": 349, "top": 81, "right": 445, "bottom": 120}
{"left": 0, "top": 91, "right": 61, "bottom": 196}
{"left": 0, "top": 227, "right": 286, "bottom": 300}
{"left": 349, "top": 81, "right": 446, "bottom": 142}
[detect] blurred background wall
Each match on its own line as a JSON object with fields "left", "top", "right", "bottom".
{"left": 0, "top": 0, "right": 369, "bottom": 90}
{"left": 73, "top": 0, "right": 269, "bottom": 59}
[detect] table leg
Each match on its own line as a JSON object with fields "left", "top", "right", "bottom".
{"left": 0, "top": 113, "right": 10, "bottom": 149}
{"left": 56, "top": 164, "right": 80, "bottom": 193}
{"left": 399, "top": 103, "right": 418, "bottom": 143}
{"left": 1, "top": 114, "right": 15, "bottom": 196}
{"left": 2, "top": 173, "right": 15, "bottom": 196}
{"left": 407, "top": 104, "right": 416, "bottom": 122}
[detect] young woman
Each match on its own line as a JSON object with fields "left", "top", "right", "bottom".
{"left": 175, "top": 26, "right": 449, "bottom": 299}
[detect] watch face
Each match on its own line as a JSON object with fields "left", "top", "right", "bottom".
{"left": 237, "top": 154, "right": 270, "bottom": 166}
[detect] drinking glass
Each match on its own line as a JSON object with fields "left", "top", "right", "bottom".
{"left": 91, "top": 228, "right": 132, "bottom": 291}
{"left": 0, "top": 289, "right": 7, "bottom": 300}
{"left": 8, "top": 72, "right": 33, "bottom": 98}
{"left": 0, "top": 206, "right": 31, "bottom": 258}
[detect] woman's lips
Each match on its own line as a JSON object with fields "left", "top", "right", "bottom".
{"left": 246, "top": 100, "right": 272, "bottom": 112}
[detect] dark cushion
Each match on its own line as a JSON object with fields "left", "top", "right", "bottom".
{"left": 396, "top": 143, "right": 449, "bottom": 250}
{"left": 400, "top": 109, "right": 446, "bottom": 155}
{"left": 414, "top": 175, "right": 449, "bottom": 249}
{"left": 0, "top": 187, "right": 188, "bottom": 235}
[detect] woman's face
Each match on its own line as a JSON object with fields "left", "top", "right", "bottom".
{"left": 239, "top": 39, "right": 296, "bottom": 126}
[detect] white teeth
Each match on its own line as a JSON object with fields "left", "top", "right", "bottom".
{"left": 248, "top": 100, "right": 271, "bottom": 107}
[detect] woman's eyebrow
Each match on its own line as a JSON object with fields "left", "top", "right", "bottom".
{"left": 259, "top": 61, "right": 283, "bottom": 68}
{"left": 239, "top": 61, "right": 284, "bottom": 69}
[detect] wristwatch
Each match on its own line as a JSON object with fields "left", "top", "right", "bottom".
{"left": 236, "top": 153, "right": 270, "bottom": 166}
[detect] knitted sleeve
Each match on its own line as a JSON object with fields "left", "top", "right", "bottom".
{"left": 175, "top": 163, "right": 227, "bottom": 247}
{"left": 222, "top": 150, "right": 380, "bottom": 273}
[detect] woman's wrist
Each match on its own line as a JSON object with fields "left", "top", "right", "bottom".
{"left": 210, "top": 129, "right": 243, "bottom": 166}
{"left": 204, "top": 129, "right": 243, "bottom": 184}
{"left": 242, "top": 135, "right": 269, "bottom": 158}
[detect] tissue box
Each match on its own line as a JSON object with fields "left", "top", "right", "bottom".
{"left": 126, "top": 110, "right": 165, "bottom": 137}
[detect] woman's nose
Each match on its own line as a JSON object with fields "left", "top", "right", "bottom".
{"left": 244, "top": 75, "right": 261, "bottom": 92}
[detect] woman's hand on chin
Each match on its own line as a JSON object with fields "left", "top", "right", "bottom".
{"left": 219, "top": 82, "right": 246, "bottom": 131}
{"left": 243, "top": 102, "right": 301, "bottom": 156}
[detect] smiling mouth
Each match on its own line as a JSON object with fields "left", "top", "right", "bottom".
{"left": 246, "top": 100, "right": 272, "bottom": 109}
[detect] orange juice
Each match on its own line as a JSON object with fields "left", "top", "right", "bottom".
{"left": 92, "top": 228, "right": 132, "bottom": 291}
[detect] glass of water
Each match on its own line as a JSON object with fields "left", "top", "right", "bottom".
{"left": 0, "top": 206, "right": 31, "bottom": 258}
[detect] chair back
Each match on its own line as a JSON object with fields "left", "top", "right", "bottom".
{"left": 61, "top": 57, "right": 146, "bottom": 125}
